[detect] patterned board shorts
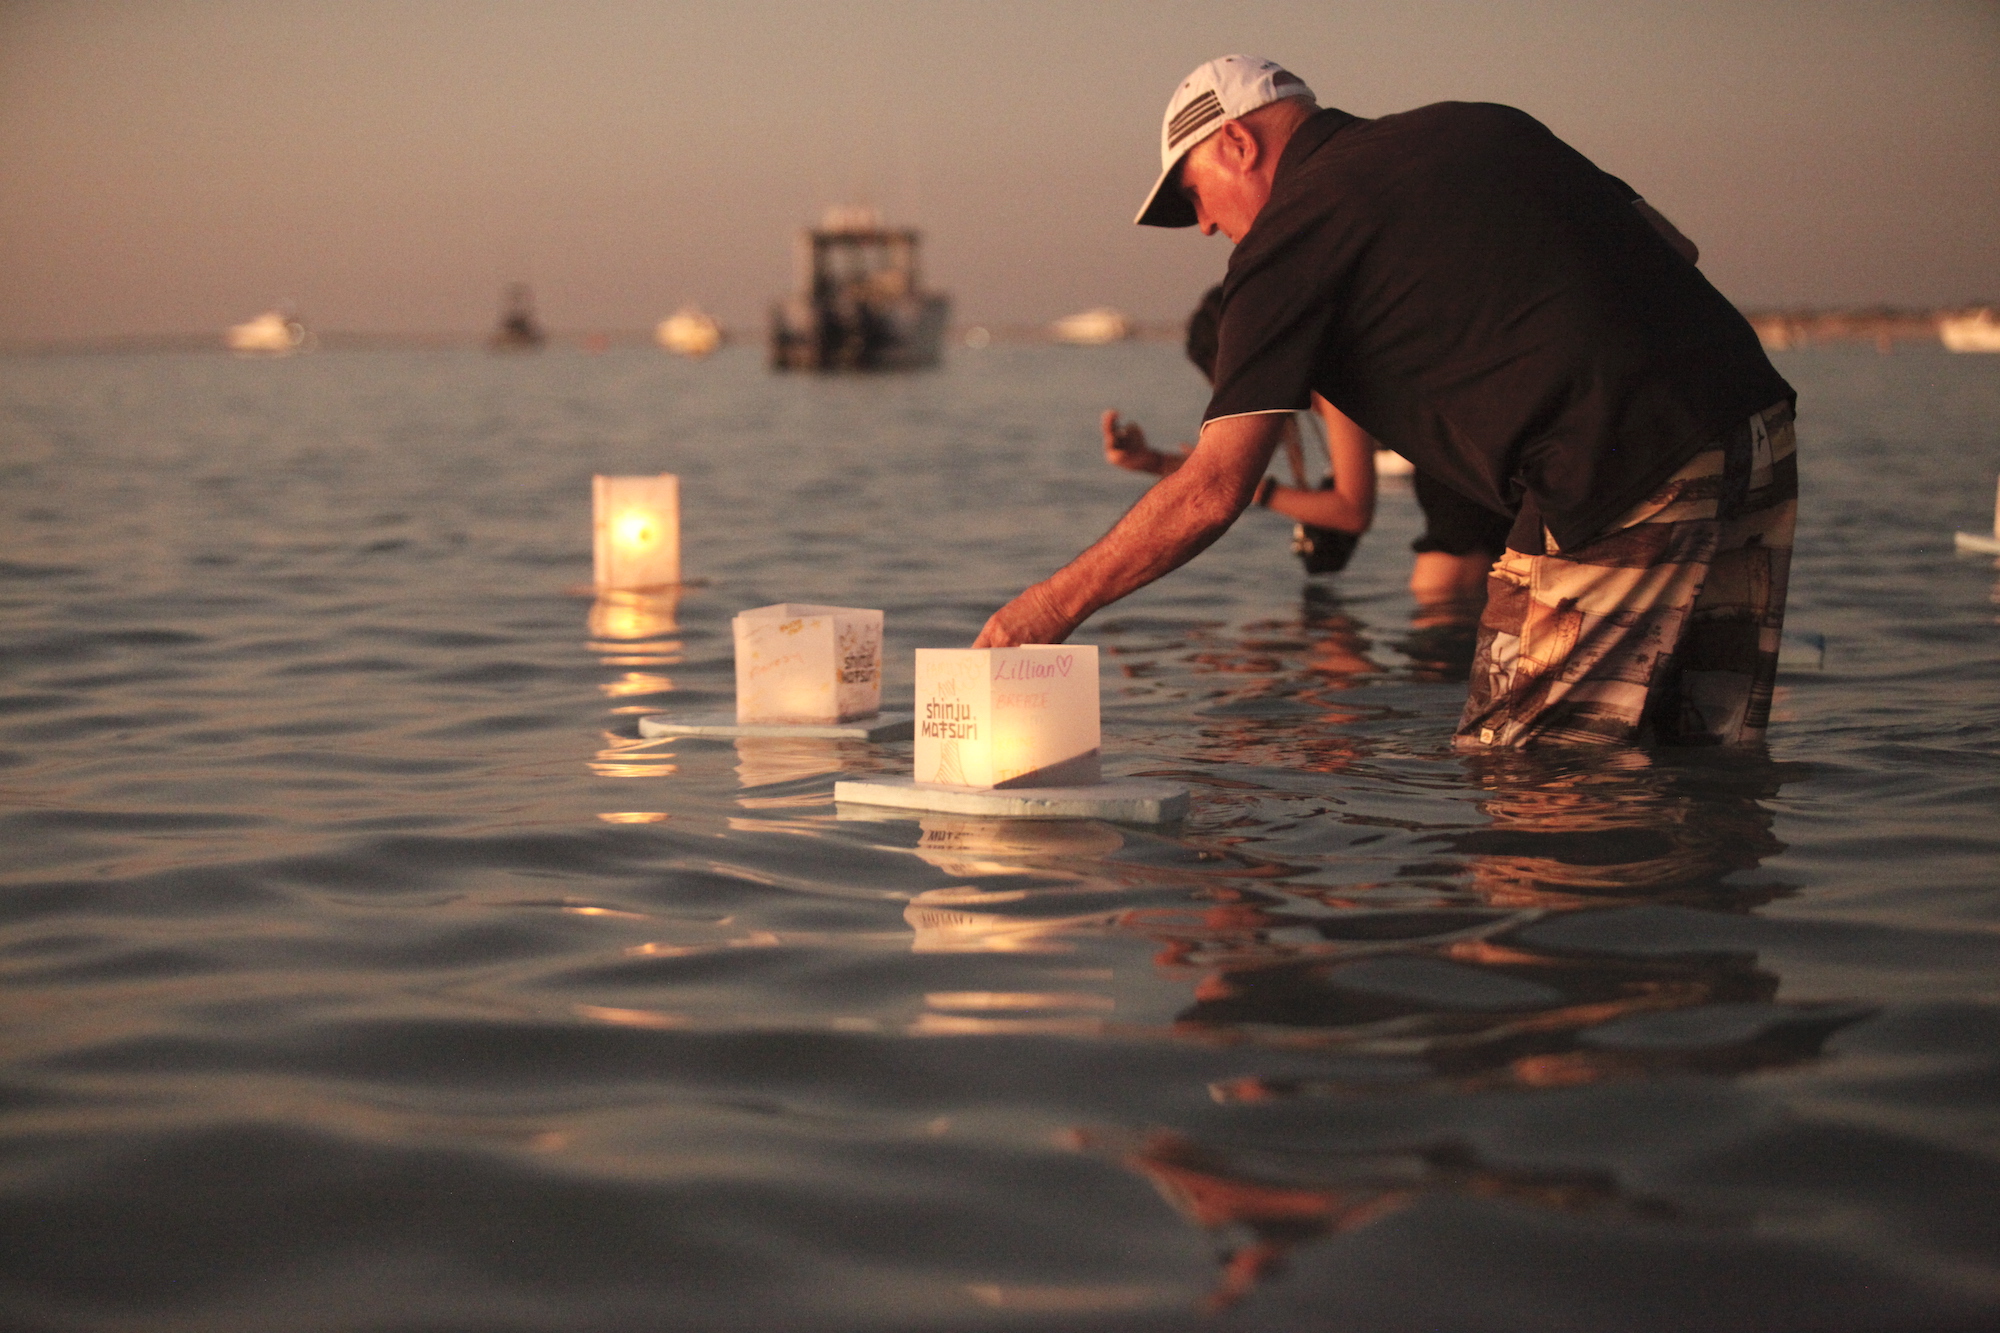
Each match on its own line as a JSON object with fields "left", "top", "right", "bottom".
{"left": 1457, "top": 401, "right": 1797, "bottom": 748}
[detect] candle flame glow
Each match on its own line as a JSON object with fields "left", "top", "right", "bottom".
{"left": 615, "top": 512, "right": 658, "bottom": 548}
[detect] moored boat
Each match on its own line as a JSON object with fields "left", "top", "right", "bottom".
{"left": 1050, "top": 306, "right": 1132, "bottom": 345}
{"left": 225, "top": 309, "right": 311, "bottom": 355}
{"left": 489, "top": 283, "right": 546, "bottom": 351}
{"left": 1939, "top": 308, "right": 2000, "bottom": 353}
{"left": 657, "top": 306, "right": 723, "bottom": 358}
{"left": 769, "top": 207, "right": 950, "bottom": 371}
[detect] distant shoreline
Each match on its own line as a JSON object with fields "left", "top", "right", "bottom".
{"left": 1743, "top": 306, "right": 1995, "bottom": 351}
{"left": 2, "top": 307, "right": 1992, "bottom": 357}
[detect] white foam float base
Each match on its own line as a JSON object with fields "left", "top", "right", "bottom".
{"left": 834, "top": 775, "right": 1190, "bottom": 823}
{"left": 639, "top": 710, "right": 914, "bottom": 741}
{"left": 1954, "top": 531, "right": 2000, "bottom": 555}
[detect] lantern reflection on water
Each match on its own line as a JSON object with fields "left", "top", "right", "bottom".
{"left": 914, "top": 646, "right": 1100, "bottom": 789}
{"left": 592, "top": 474, "right": 680, "bottom": 590}
{"left": 588, "top": 588, "right": 681, "bottom": 644}
{"left": 733, "top": 603, "right": 883, "bottom": 724}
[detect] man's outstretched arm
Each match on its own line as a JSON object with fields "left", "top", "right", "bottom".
{"left": 974, "top": 412, "right": 1288, "bottom": 646}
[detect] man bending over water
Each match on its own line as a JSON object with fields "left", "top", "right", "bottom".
{"left": 976, "top": 55, "right": 1796, "bottom": 748}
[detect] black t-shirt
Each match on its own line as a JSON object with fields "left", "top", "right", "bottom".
{"left": 1204, "top": 103, "right": 1793, "bottom": 552}
{"left": 1412, "top": 468, "right": 1513, "bottom": 557}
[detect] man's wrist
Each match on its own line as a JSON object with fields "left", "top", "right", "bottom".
{"left": 1025, "top": 580, "right": 1080, "bottom": 641}
{"left": 1254, "top": 476, "right": 1278, "bottom": 508}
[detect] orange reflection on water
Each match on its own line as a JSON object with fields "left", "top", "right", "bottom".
{"left": 600, "top": 672, "right": 675, "bottom": 698}
{"left": 588, "top": 588, "right": 681, "bottom": 641}
{"left": 1038, "top": 728, "right": 1864, "bottom": 1311}
{"left": 912, "top": 815, "right": 1125, "bottom": 879}
{"left": 1078, "top": 1127, "right": 1668, "bottom": 1313}
{"left": 1448, "top": 752, "right": 1785, "bottom": 910}
{"left": 561, "top": 904, "right": 648, "bottom": 920}
{"left": 731, "top": 737, "right": 850, "bottom": 792}
{"left": 965, "top": 1282, "right": 1168, "bottom": 1314}
{"left": 909, "top": 1013, "right": 1107, "bottom": 1036}
{"left": 574, "top": 1004, "right": 688, "bottom": 1029}
{"left": 588, "top": 734, "right": 678, "bottom": 779}
{"left": 904, "top": 887, "right": 1129, "bottom": 953}
{"left": 924, "top": 991, "right": 1115, "bottom": 1012}
{"left": 586, "top": 594, "right": 684, "bottom": 782}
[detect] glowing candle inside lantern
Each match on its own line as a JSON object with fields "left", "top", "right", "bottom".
{"left": 592, "top": 474, "right": 680, "bottom": 590}
{"left": 914, "top": 647, "right": 1100, "bottom": 789}
{"left": 733, "top": 603, "right": 884, "bottom": 723}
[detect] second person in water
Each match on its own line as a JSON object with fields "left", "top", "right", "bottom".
{"left": 1101, "top": 283, "right": 1510, "bottom": 607}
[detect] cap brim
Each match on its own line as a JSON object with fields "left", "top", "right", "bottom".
{"left": 1134, "top": 153, "right": 1198, "bottom": 228}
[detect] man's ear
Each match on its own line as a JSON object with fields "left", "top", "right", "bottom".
{"left": 1216, "top": 118, "right": 1258, "bottom": 173}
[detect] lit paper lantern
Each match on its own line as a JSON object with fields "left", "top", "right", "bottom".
{"left": 733, "top": 603, "right": 884, "bottom": 723}
{"left": 593, "top": 474, "right": 680, "bottom": 590}
{"left": 914, "top": 646, "right": 1100, "bottom": 789}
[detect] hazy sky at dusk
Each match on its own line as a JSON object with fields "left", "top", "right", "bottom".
{"left": 2, "top": 0, "right": 1996, "bottom": 341}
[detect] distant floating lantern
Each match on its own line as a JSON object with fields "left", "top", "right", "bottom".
{"left": 636, "top": 603, "right": 910, "bottom": 741}
{"left": 912, "top": 646, "right": 1101, "bottom": 788}
{"left": 733, "top": 603, "right": 883, "bottom": 724}
{"left": 593, "top": 474, "right": 680, "bottom": 591}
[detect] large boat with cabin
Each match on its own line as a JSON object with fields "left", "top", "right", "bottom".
{"left": 769, "top": 207, "right": 949, "bottom": 371}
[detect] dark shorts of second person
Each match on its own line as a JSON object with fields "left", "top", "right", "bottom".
{"left": 1411, "top": 469, "right": 1513, "bottom": 558}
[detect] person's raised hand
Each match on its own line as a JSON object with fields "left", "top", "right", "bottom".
{"left": 1102, "top": 409, "right": 1157, "bottom": 473}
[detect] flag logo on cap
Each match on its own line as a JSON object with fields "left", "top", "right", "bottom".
{"left": 1166, "top": 91, "right": 1225, "bottom": 152}
{"left": 1135, "top": 55, "right": 1315, "bottom": 229}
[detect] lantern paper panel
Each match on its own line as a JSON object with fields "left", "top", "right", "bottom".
{"left": 914, "top": 646, "right": 1100, "bottom": 790}
{"left": 734, "top": 603, "right": 884, "bottom": 723}
{"left": 593, "top": 474, "right": 680, "bottom": 590}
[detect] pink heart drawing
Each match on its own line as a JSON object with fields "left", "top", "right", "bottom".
{"left": 1056, "top": 655, "right": 1072, "bottom": 676}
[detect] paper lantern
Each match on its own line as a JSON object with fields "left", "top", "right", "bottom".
{"left": 733, "top": 603, "right": 884, "bottom": 723}
{"left": 914, "top": 646, "right": 1100, "bottom": 789}
{"left": 593, "top": 474, "right": 680, "bottom": 590}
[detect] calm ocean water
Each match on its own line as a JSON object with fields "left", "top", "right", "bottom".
{"left": 2, "top": 341, "right": 1997, "bottom": 1332}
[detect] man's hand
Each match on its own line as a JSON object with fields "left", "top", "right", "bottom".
{"left": 973, "top": 582, "right": 1074, "bottom": 647}
{"left": 975, "top": 412, "right": 1288, "bottom": 650}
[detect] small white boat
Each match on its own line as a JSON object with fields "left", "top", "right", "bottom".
{"left": 656, "top": 306, "right": 723, "bottom": 358}
{"left": 1939, "top": 309, "right": 2000, "bottom": 353}
{"left": 1050, "top": 306, "right": 1131, "bottom": 346}
{"left": 225, "top": 310, "right": 310, "bottom": 355}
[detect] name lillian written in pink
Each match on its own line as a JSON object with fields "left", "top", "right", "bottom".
{"left": 993, "top": 657, "right": 1073, "bottom": 681}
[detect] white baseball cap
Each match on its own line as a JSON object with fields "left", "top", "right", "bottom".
{"left": 1135, "top": 55, "right": 1316, "bottom": 228}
